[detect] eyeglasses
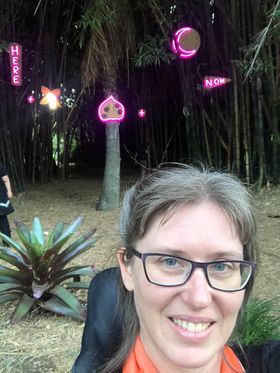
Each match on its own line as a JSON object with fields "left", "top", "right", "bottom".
{"left": 127, "top": 247, "right": 256, "bottom": 292}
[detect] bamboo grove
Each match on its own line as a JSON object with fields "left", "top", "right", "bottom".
{"left": 0, "top": 0, "right": 279, "bottom": 192}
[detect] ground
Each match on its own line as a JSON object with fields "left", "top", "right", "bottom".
{"left": 1, "top": 172, "right": 280, "bottom": 372}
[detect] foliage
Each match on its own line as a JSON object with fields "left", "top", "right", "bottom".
{"left": 133, "top": 34, "right": 175, "bottom": 67}
{"left": 76, "top": 0, "right": 136, "bottom": 88}
{"left": 0, "top": 216, "right": 97, "bottom": 324}
{"left": 232, "top": 297, "right": 280, "bottom": 345}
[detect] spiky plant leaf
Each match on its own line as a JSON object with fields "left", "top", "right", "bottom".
{"left": 0, "top": 293, "right": 21, "bottom": 304}
{"left": 0, "top": 268, "right": 32, "bottom": 283}
{"left": 1, "top": 216, "right": 96, "bottom": 323}
{"left": 65, "top": 282, "right": 90, "bottom": 289}
{"left": 50, "top": 285, "right": 84, "bottom": 314}
{"left": 40, "top": 296, "right": 86, "bottom": 322}
{"left": 10, "top": 294, "right": 36, "bottom": 325}
{"left": 53, "top": 237, "right": 97, "bottom": 270}
{"left": 43, "top": 233, "right": 75, "bottom": 260}
{"left": 0, "top": 283, "right": 26, "bottom": 293}
{"left": 0, "top": 233, "right": 30, "bottom": 263}
{"left": 0, "top": 276, "right": 23, "bottom": 284}
{"left": 51, "top": 265, "right": 95, "bottom": 284}
{"left": 45, "top": 222, "right": 64, "bottom": 250}
{"left": 52, "top": 215, "right": 84, "bottom": 247}
{"left": 13, "top": 220, "right": 41, "bottom": 262}
{"left": 29, "top": 231, "right": 43, "bottom": 256}
{"left": 32, "top": 217, "right": 45, "bottom": 246}
{"left": 0, "top": 248, "right": 31, "bottom": 272}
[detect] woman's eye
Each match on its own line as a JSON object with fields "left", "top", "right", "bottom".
{"left": 212, "top": 262, "right": 233, "bottom": 272}
{"left": 162, "top": 257, "right": 178, "bottom": 267}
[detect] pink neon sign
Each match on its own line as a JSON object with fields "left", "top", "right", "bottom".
{"left": 9, "top": 43, "right": 22, "bottom": 86}
{"left": 138, "top": 109, "right": 146, "bottom": 118}
{"left": 171, "top": 27, "right": 201, "bottom": 59}
{"left": 203, "top": 76, "right": 231, "bottom": 89}
{"left": 98, "top": 95, "right": 125, "bottom": 123}
{"left": 27, "top": 95, "right": 35, "bottom": 104}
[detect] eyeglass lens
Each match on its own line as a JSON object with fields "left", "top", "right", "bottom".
{"left": 144, "top": 255, "right": 252, "bottom": 291}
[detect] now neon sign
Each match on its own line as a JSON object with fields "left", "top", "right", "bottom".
{"left": 203, "top": 76, "right": 231, "bottom": 89}
{"left": 9, "top": 43, "right": 22, "bottom": 86}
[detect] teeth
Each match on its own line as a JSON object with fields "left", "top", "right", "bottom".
{"left": 173, "top": 319, "right": 210, "bottom": 332}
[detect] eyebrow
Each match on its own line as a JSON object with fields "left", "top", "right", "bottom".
{"left": 147, "top": 248, "right": 244, "bottom": 260}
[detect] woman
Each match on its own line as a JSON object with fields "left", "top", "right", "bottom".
{"left": 0, "top": 163, "right": 14, "bottom": 239}
{"left": 73, "top": 164, "right": 280, "bottom": 372}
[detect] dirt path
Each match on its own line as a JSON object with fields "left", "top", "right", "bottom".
{"left": 1, "top": 177, "right": 279, "bottom": 372}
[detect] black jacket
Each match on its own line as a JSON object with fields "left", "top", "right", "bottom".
{"left": 72, "top": 268, "right": 280, "bottom": 373}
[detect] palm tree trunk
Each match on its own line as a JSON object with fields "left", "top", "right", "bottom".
{"left": 96, "top": 122, "right": 120, "bottom": 210}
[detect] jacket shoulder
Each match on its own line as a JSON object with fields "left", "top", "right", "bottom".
{"left": 233, "top": 341, "right": 280, "bottom": 373}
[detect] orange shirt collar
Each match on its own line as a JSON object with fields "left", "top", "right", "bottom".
{"left": 123, "top": 336, "right": 245, "bottom": 373}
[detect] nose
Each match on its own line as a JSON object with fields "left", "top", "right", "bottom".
{"left": 180, "top": 268, "right": 212, "bottom": 309}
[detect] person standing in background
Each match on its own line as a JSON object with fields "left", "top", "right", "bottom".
{"left": 0, "top": 163, "right": 14, "bottom": 239}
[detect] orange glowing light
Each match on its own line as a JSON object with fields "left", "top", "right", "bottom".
{"left": 39, "top": 86, "right": 61, "bottom": 110}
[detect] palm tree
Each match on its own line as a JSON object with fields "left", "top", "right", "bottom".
{"left": 78, "top": 0, "right": 136, "bottom": 210}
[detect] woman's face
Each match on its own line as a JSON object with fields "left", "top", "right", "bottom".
{"left": 118, "top": 201, "right": 245, "bottom": 372}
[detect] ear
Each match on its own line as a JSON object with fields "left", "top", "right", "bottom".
{"left": 117, "top": 248, "right": 135, "bottom": 291}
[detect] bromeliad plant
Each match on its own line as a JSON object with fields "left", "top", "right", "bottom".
{"left": 0, "top": 215, "right": 97, "bottom": 324}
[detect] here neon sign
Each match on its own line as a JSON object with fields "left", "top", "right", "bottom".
{"left": 9, "top": 43, "right": 22, "bottom": 86}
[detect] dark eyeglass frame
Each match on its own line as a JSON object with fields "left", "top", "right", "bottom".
{"left": 126, "top": 247, "right": 256, "bottom": 292}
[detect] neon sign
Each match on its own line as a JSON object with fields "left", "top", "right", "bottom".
{"left": 39, "top": 86, "right": 61, "bottom": 110}
{"left": 98, "top": 95, "right": 125, "bottom": 123}
{"left": 27, "top": 95, "right": 35, "bottom": 104}
{"left": 138, "top": 109, "right": 146, "bottom": 118}
{"left": 203, "top": 76, "right": 231, "bottom": 89}
{"left": 171, "top": 27, "right": 201, "bottom": 59}
{"left": 9, "top": 43, "right": 22, "bottom": 86}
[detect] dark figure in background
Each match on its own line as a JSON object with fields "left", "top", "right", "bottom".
{"left": 0, "top": 163, "right": 14, "bottom": 239}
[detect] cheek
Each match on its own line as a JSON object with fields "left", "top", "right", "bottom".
{"left": 220, "top": 292, "right": 244, "bottom": 325}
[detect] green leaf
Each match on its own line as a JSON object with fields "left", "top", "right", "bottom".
{"left": 0, "top": 283, "right": 25, "bottom": 293}
{"left": 14, "top": 220, "right": 41, "bottom": 262}
{"left": 40, "top": 296, "right": 86, "bottom": 322}
{"left": 0, "top": 248, "right": 31, "bottom": 272}
{"left": 53, "top": 237, "right": 97, "bottom": 270}
{"left": 50, "top": 265, "right": 95, "bottom": 284}
{"left": 0, "top": 267, "right": 31, "bottom": 281}
{"left": 50, "top": 285, "right": 84, "bottom": 314}
{"left": 0, "top": 233, "right": 30, "bottom": 263}
{"left": 32, "top": 217, "right": 45, "bottom": 246}
{"left": 53, "top": 215, "right": 84, "bottom": 245}
{"left": 56, "top": 228, "right": 96, "bottom": 259}
{"left": 14, "top": 219, "right": 31, "bottom": 243}
{"left": 0, "top": 275, "right": 23, "bottom": 284}
{"left": 10, "top": 294, "right": 36, "bottom": 324}
{"left": 65, "top": 282, "right": 90, "bottom": 289}
{"left": 43, "top": 234, "right": 74, "bottom": 260}
{"left": 0, "top": 293, "right": 21, "bottom": 304}
{"left": 46, "top": 222, "right": 64, "bottom": 249}
{"left": 44, "top": 223, "right": 94, "bottom": 262}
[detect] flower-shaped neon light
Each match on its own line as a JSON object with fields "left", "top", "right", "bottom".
{"left": 39, "top": 86, "right": 61, "bottom": 110}
{"left": 171, "top": 27, "right": 201, "bottom": 59}
{"left": 98, "top": 95, "right": 125, "bottom": 123}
